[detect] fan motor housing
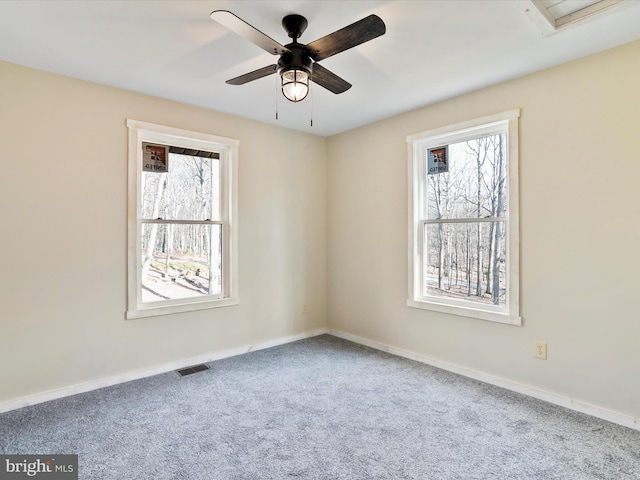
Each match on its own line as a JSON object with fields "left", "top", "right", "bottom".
{"left": 277, "top": 44, "right": 312, "bottom": 76}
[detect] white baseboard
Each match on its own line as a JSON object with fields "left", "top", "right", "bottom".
{"left": 327, "top": 329, "right": 639, "bottom": 431}
{"left": 0, "top": 328, "right": 328, "bottom": 414}
{"left": 4, "top": 326, "right": 637, "bottom": 432}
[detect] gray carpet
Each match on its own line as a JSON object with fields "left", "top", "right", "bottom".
{"left": 1, "top": 335, "right": 639, "bottom": 479}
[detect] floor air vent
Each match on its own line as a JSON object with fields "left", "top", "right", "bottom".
{"left": 176, "top": 364, "right": 210, "bottom": 377}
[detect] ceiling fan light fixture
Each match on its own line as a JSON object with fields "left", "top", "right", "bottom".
{"left": 211, "top": 10, "right": 386, "bottom": 106}
{"left": 281, "top": 68, "right": 310, "bottom": 102}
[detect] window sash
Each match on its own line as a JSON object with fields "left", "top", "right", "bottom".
{"left": 140, "top": 150, "right": 222, "bottom": 223}
{"left": 418, "top": 219, "right": 508, "bottom": 310}
{"left": 423, "top": 134, "right": 508, "bottom": 222}
{"left": 140, "top": 222, "right": 225, "bottom": 304}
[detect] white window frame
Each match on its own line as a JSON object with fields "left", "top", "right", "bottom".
{"left": 126, "top": 120, "right": 239, "bottom": 319}
{"left": 407, "top": 110, "right": 521, "bottom": 325}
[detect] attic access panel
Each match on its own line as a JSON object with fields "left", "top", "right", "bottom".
{"left": 521, "top": 0, "right": 626, "bottom": 33}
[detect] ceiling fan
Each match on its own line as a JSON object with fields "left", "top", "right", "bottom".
{"left": 210, "top": 10, "right": 386, "bottom": 103}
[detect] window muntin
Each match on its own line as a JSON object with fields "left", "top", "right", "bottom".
{"left": 127, "top": 120, "right": 238, "bottom": 319}
{"left": 408, "top": 110, "right": 520, "bottom": 325}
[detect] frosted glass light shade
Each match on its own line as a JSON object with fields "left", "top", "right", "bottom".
{"left": 281, "top": 69, "right": 309, "bottom": 102}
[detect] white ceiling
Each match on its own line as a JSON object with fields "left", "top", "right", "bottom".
{"left": 1, "top": 0, "right": 640, "bottom": 137}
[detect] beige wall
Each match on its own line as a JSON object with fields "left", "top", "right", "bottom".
{"left": 327, "top": 39, "right": 640, "bottom": 419}
{"left": 2, "top": 38, "right": 639, "bottom": 422}
{"left": 0, "top": 61, "right": 327, "bottom": 403}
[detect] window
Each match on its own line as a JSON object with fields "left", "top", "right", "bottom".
{"left": 126, "top": 120, "right": 238, "bottom": 319}
{"left": 407, "top": 110, "right": 520, "bottom": 325}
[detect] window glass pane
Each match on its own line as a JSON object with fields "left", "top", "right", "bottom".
{"left": 426, "top": 133, "right": 507, "bottom": 220}
{"left": 141, "top": 223, "right": 222, "bottom": 303}
{"left": 423, "top": 221, "right": 506, "bottom": 307}
{"left": 141, "top": 154, "right": 220, "bottom": 221}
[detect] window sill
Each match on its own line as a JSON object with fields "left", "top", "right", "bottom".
{"left": 407, "top": 298, "right": 521, "bottom": 326}
{"left": 127, "top": 297, "right": 239, "bottom": 320}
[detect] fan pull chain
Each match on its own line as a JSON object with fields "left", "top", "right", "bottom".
{"left": 310, "top": 65, "right": 313, "bottom": 127}
{"left": 275, "top": 71, "right": 279, "bottom": 120}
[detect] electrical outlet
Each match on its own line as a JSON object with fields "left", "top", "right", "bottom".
{"left": 534, "top": 342, "right": 547, "bottom": 360}
{"left": 301, "top": 304, "right": 308, "bottom": 314}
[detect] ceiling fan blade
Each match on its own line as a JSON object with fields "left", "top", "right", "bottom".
{"left": 311, "top": 63, "right": 352, "bottom": 94}
{"left": 306, "top": 14, "right": 386, "bottom": 62}
{"left": 211, "top": 10, "right": 289, "bottom": 55}
{"left": 226, "top": 64, "right": 277, "bottom": 85}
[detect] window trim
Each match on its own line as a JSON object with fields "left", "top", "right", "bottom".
{"left": 406, "top": 109, "right": 521, "bottom": 326}
{"left": 126, "top": 119, "right": 239, "bottom": 319}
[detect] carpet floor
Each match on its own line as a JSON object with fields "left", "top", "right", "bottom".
{"left": 1, "top": 335, "right": 639, "bottom": 479}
